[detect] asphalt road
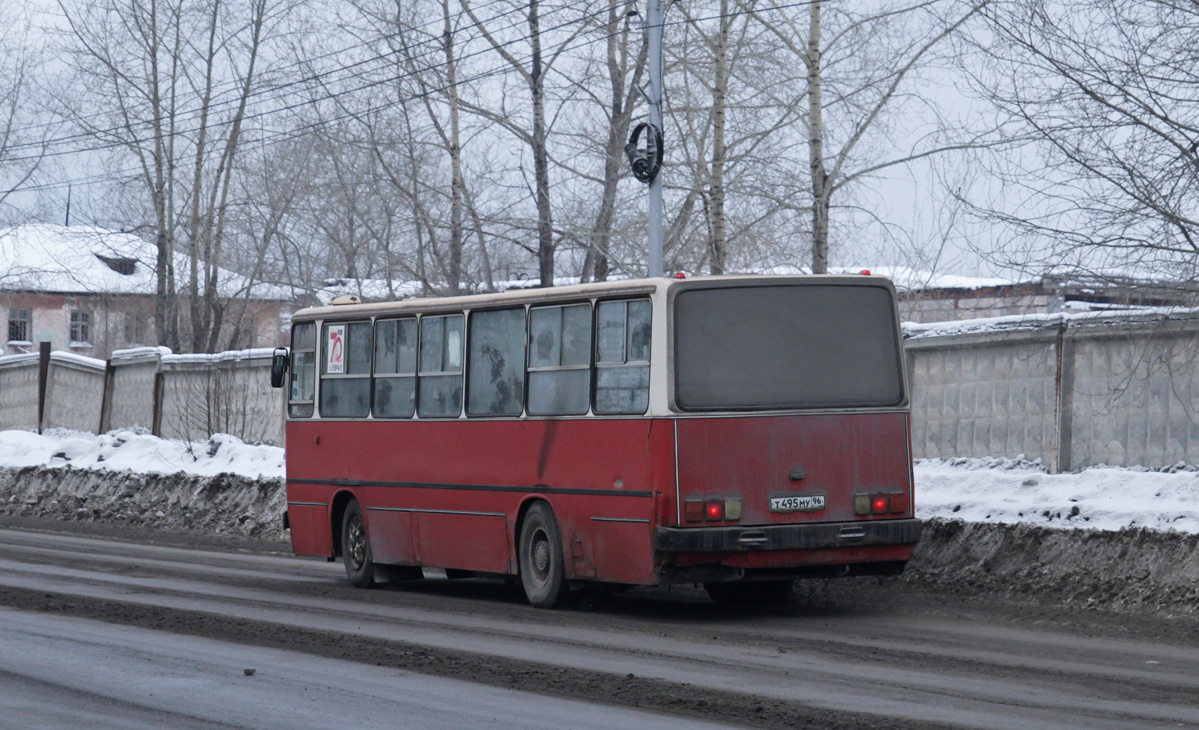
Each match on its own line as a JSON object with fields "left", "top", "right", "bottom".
{"left": 0, "top": 526, "right": 1195, "bottom": 730}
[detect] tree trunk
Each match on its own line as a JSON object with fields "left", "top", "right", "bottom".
{"left": 585, "top": 1, "right": 645, "bottom": 283}
{"left": 529, "top": 0, "right": 555, "bottom": 287}
{"left": 442, "top": 0, "right": 464, "bottom": 295}
{"left": 708, "top": 0, "right": 730, "bottom": 275}
{"left": 807, "top": 0, "right": 829, "bottom": 274}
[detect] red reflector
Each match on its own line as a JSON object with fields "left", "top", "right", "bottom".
{"left": 684, "top": 500, "right": 704, "bottom": 522}
{"left": 705, "top": 500, "right": 724, "bottom": 521}
{"left": 871, "top": 494, "right": 890, "bottom": 514}
{"left": 889, "top": 492, "right": 909, "bottom": 514}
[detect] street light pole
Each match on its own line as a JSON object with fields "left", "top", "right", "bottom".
{"left": 646, "top": 0, "right": 664, "bottom": 278}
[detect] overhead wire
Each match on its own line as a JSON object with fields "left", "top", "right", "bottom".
{"left": 3, "top": 0, "right": 521, "bottom": 144}
{"left": 3, "top": 0, "right": 586, "bottom": 160}
{"left": 7, "top": 0, "right": 824, "bottom": 195}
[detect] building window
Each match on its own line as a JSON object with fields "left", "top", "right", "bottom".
{"left": 124, "top": 313, "right": 146, "bottom": 344}
{"left": 70, "top": 311, "right": 91, "bottom": 344}
{"left": 7, "top": 309, "right": 31, "bottom": 342}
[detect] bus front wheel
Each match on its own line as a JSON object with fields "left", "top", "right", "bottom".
{"left": 341, "top": 499, "right": 375, "bottom": 589}
{"left": 518, "top": 503, "right": 566, "bottom": 608}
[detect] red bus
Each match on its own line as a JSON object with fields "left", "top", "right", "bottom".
{"left": 273, "top": 275, "right": 920, "bottom": 607}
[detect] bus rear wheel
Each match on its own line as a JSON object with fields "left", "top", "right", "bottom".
{"left": 341, "top": 499, "right": 375, "bottom": 589}
{"left": 704, "top": 580, "right": 794, "bottom": 609}
{"left": 518, "top": 503, "right": 566, "bottom": 608}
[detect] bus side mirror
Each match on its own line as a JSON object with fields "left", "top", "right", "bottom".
{"left": 270, "top": 347, "right": 289, "bottom": 388}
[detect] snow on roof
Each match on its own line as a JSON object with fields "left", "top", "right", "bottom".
{"left": 311, "top": 276, "right": 587, "bottom": 305}
{"left": 904, "top": 304, "right": 1199, "bottom": 339}
{"left": 0, "top": 224, "right": 290, "bottom": 300}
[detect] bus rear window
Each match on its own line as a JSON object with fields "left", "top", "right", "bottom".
{"left": 673, "top": 284, "right": 903, "bottom": 410}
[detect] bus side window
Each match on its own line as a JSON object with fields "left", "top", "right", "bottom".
{"left": 289, "top": 322, "right": 316, "bottom": 418}
{"left": 528, "top": 303, "right": 591, "bottom": 415}
{"left": 418, "top": 314, "right": 464, "bottom": 417}
{"left": 594, "top": 299, "right": 651, "bottom": 415}
{"left": 468, "top": 307, "right": 526, "bottom": 416}
{"left": 320, "top": 321, "right": 372, "bottom": 418}
{"left": 373, "top": 318, "right": 417, "bottom": 418}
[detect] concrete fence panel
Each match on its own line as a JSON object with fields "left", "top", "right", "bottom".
{"left": 1067, "top": 319, "right": 1199, "bottom": 468}
{"left": 159, "top": 349, "right": 281, "bottom": 444}
{"left": 0, "top": 354, "right": 40, "bottom": 431}
{"left": 907, "top": 328, "right": 1061, "bottom": 467}
{"left": 108, "top": 347, "right": 169, "bottom": 432}
{"left": 42, "top": 352, "right": 106, "bottom": 431}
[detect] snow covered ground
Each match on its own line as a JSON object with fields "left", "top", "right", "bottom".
{"left": 1, "top": 429, "right": 1196, "bottom": 534}
{"left": 0, "top": 429, "right": 284, "bottom": 480}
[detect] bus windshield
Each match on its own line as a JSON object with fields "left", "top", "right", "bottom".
{"left": 673, "top": 283, "right": 904, "bottom": 410}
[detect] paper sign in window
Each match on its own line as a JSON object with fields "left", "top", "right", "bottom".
{"left": 326, "top": 323, "right": 346, "bottom": 374}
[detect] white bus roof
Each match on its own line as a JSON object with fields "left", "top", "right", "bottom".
{"left": 290, "top": 274, "right": 895, "bottom": 321}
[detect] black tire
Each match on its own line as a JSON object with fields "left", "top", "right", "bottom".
{"left": 518, "top": 502, "right": 567, "bottom": 608}
{"left": 341, "top": 499, "right": 375, "bottom": 589}
{"left": 704, "top": 579, "right": 794, "bottom": 609}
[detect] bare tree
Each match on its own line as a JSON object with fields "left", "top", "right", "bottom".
{"left": 752, "top": 0, "right": 987, "bottom": 273}
{"left": 56, "top": 0, "right": 292, "bottom": 351}
{"left": 0, "top": 7, "right": 49, "bottom": 219}
{"left": 959, "top": 0, "right": 1199, "bottom": 282}
{"left": 461, "top": 0, "right": 590, "bottom": 286}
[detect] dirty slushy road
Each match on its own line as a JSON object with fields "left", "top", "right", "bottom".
{"left": 0, "top": 525, "right": 1195, "bottom": 730}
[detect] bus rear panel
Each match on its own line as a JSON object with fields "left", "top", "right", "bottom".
{"left": 653, "top": 279, "right": 918, "bottom": 584}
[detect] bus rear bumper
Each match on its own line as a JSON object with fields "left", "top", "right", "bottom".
{"left": 651, "top": 518, "right": 922, "bottom": 553}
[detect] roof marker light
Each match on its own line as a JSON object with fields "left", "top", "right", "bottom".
{"left": 675, "top": 272, "right": 686, "bottom": 279}
{"left": 860, "top": 270, "right": 871, "bottom": 276}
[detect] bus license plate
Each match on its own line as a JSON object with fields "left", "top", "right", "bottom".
{"left": 770, "top": 495, "right": 826, "bottom": 513}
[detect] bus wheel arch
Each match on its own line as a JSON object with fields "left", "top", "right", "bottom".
{"left": 516, "top": 499, "right": 567, "bottom": 609}
{"left": 329, "top": 490, "right": 358, "bottom": 559}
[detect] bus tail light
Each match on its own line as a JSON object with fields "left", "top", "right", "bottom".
{"left": 854, "top": 494, "right": 871, "bottom": 515}
{"left": 871, "top": 494, "right": 890, "bottom": 514}
{"left": 855, "top": 491, "right": 908, "bottom": 516}
{"left": 685, "top": 496, "right": 741, "bottom": 522}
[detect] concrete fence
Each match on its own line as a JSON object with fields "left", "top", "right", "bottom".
{"left": 0, "top": 344, "right": 283, "bottom": 445}
{"left": 5, "top": 309, "right": 1199, "bottom": 469}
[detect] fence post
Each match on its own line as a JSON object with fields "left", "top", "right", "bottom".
{"left": 98, "top": 359, "right": 116, "bottom": 433}
{"left": 152, "top": 370, "right": 164, "bottom": 437}
{"left": 1053, "top": 322, "right": 1076, "bottom": 474}
{"left": 36, "top": 341, "right": 50, "bottom": 434}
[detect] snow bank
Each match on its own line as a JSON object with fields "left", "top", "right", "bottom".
{"left": 0, "top": 466, "right": 285, "bottom": 540}
{"left": 916, "top": 457, "right": 1199, "bottom": 533}
{"left": 0, "top": 429, "right": 1196, "bottom": 534}
{"left": 0, "top": 429, "right": 283, "bottom": 480}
